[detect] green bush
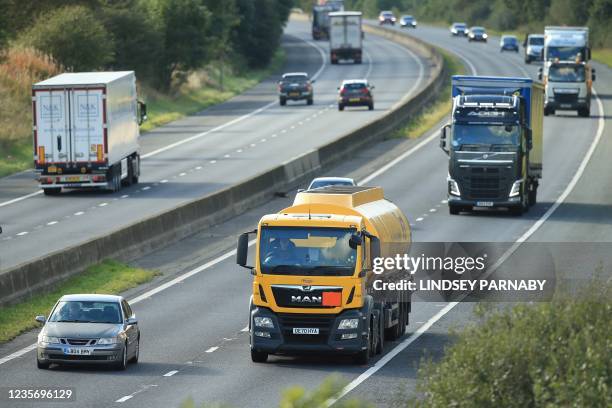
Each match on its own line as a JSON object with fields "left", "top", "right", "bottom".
{"left": 414, "top": 282, "right": 612, "bottom": 407}
{"left": 19, "top": 5, "right": 114, "bottom": 71}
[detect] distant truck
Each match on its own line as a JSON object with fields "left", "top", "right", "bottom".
{"left": 440, "top": 76, "right": 544, "bottom": 215}
{"left": 237, "top": 186, "right": 411, "bottom": 364}
{"left": 541, "top": 27, "right": 595, "bottom": 117}
{"left": 329, "top": 11, "right": 363, "bottom": 64}
{"left": 32, "top": 72, "right": 147, "bottom": 195}
{"left": 312, "top": 5, "right": 331, "bottom": 40}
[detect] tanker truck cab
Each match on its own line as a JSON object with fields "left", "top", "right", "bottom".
{"left": 237, "top": 186, "right": 411, "bottom": 364}
{"left": 440, "top": 76, "right": 544, "bottom": 216}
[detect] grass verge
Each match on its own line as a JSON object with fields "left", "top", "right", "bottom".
{"left": 0, "top": 260, "right": 159, "bottom": 343}
{"left": 0, "top": 140, "right": 31, "bottom": 178}
{"left": 392, "top": 48, "right": 465, "bottom": 140}
{"left": 140, "top": 49, "right": 285, "bottom": 132}
{"left": 592, "top": 49, "right": 612, "bottom": 68}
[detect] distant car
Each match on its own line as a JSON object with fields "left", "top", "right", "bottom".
{"left": 524, "top": 34, "right": 544, "bottom": 63}
{"left": 307, "top": 177, "right": 356, "bottom": 190}
{"left": 500, "top": 35, "right": 519, "bottom": 52}
{"left": 468, "top": 26, "right": 487, "bottom": 42}
{"left": 450, "top": 22, "right": 468, "bottom": 36}
{"left": 35, "top": 294, "right": 140, "bottom": 370}
{"left": 400, "top": 15, "right": 417, "bottom": 28}
{"left": 337, "top": 79, "right": 374, "bottom": 111}
{"left": 278, "top": 72, "right": 315, "bottom": 106}
{"left": 378, "top": 11, "right": 396, "bottom": 25}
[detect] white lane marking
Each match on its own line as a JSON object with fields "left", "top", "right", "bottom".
{"left": 416, "top": 217, "right": 424, "bottom": 222}
{"left": 179, "top": 173, "right": 186, "bottom": 177}
{"left": 261, "top": 138, "right": 267, "bottom": 142}
{"left": 364, "top": 49, "right": 374, "bottom": 79}
{"left": 0, "top": 190, "right": 42, "bottom": 208}
{"left": 298, "top": 121, "right": 303, "bottom": 125}
{"left": 271, "top": 134, "right": 278, "bottom": 138}
{"left": 47, "top": 221, "right": 58, "bottom": 226}
{"left": 205, "top": 346, "right": 219, "bottom": 353}
{"left": 160, "top": 180, "right": 168, "bottom": 184}
{"left": 121, "top": 194, "right": 129, "bottom": 198}
{"left": 0, "top": 35, "right": 329, "bottom": 210}
{"left": 429, "top": 208, "right": 436, "bottom": 213}
{"left": 224, "top": 154, "right": 230, "bottom": 158}
{"left": 236, "top": 149, "right": 243, "bottom": 153}
{"left": 210, "top": 160, "right": 217, "bottom": 164}
{"left": 142, "top": 186, "right": 151, "bottom": 191}
{"left": 380, "top": 40, "right": 426, "bottom": 104}
{"left": 16, "top": 231, "right": 28, "bottom": 236}
{"left": 0, "top": 344, "right": 36, "bottom": 365}
{"left": 163, "top": 370, "right": 178, "bottom": 377}
{"left": 196, "top": 166, "right": 202, "bottom": 170}
{"left": 327, "top": 88, "right": 607, "bottom": 407}
{"left": 281, "top": 129, "right": 287, "bottom": 133}
{"left": 116, "top": 395, "right": 133, "bottom": 403}
{"left": 99, "top": 202, "right": 108, "bottom": 207}
{"left": 290, "top": 126, "right": 295, "bottom": 129}
{"left": 446, "top": 48, "right": 478, "bottom": 75}
{"left": 74, "top": 211, "right": 84, "bottom": 216}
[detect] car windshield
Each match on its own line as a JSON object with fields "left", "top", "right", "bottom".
{"left": 456, "top": 24, "right": 466, "bottom": 29}
{"left": 259, "top": 227, "right": 357, "bottom": 276}
{"left": 48, "top": 301, "right": 122, "bottom": 323}
{"left": 403, "top": 16, "right": 413, "bottom": 20}
{"left": 309, "top": 180, "right": 353, "bottom": 189}
{"left": 548, "top": 65, "right": 586, "bottom": 82}
{"left": 472, "top": 28, "right": 485, "bottom": 34}
{"left": 547, "top": 46, "right": 585, "bottom": 61}
{"left": 503, "top": 37, "right": 518, "bottom": 44}
{"left": 382, "top": 12, "right": 393, "bottom": 17}
{"left": 452, "top": 124, "right": 519, "bottom": 148}
{"left": 283, "top": 76, "right": 307, "bottom": 83}
{"left": 529, "top": 37, "right": 544, "bottom": 45}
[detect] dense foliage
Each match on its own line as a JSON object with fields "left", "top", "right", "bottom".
{"left": 1, "top": 0, "right": 292, "bottom": 88}
{"left": 326, "top": 0, "right": 612, "bottom": 48}
{"left": 414, "top": 282, "right": 612, "bottom": 407}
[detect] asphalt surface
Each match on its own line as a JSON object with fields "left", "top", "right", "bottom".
{"left": 0, "top": 19, "right": 430, "bottom": 272}
{"left": 0, "top": 21, "right": 610, "bottom": 408}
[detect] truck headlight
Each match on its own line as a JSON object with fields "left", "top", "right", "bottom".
{"left": 448, "top": 177, "right": 461, "bottom": 196}
{"left": 338, "top": 318, "right": 359, "bottom": 330}
{"left": 38, "top": 335, "right": 60, "bottom": 344}
{"left": 254, "top": 317, "right": 274, "bottom": 328}
{"left": 509, "top": 180, "right": 522, "bottom": 197}
{"left": 97, "top": 337, "right": 118, "bottom": 345}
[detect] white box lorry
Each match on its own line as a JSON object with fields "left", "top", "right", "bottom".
{"left": 329, "top": 11, "right": 363, "bottom": 64}
{"left": 32, "top": 71, "right": 147, "bottom": 195}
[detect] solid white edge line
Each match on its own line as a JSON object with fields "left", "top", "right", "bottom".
{"left": 0, "top": 190, "right": 42, "bottom": 208}
{"left": 327, "top": 88, "right": 606, "bottom": 406}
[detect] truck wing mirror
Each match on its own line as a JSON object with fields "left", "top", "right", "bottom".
{"left": 592, "top": 69, "right": 596, "bottom": 82}
{"left": 349, "top": 234, "right": 362, "bottom": 249}
{"left": 138, "top": 101, "right": 147, "bottom": 125}
{"left": 439, "top": 124, "right": 450, "bottom": 154}
{"left": 237, "top": 231, "right": 255, "bottom": 271}
{"left": 537, "top": 67, "right": 543, "bottom": 81}
{"left": 526, "top": 128, "right": 533, "bottom": 150}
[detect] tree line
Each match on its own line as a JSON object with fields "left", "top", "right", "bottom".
{"left": 307, "top": 0, "right": 612, "bottom": 48}
{"left": 0, "top": 0, "right": 293, "bottom": 89}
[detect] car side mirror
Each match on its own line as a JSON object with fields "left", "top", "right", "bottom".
{"left": 137, "top": 101, "right": 147, "bottom": 125}
{"left": 537, "top": 67, "right": 543, "bottom": 81}
{"left": 126, "top": 317, "right": 138, "bottom": 325}
{"left": 310, "top": 79, "right": 316, "bottom": 84}
{"left": 337, "top": 86, "right": 341, "bottom": 90}
{"left": 349, "top": 234, "right": 362, "bottom": 249}
{"left": 237, "top": 231, "right": 254, "bottom": 271}
{"left": 369, "top": 85, "right": 375, "bottom": 90}
{"left": 439, "top": 124, "right": 450, "bottom": 154}
{"left": 35, "top": 315, "right": 46, "bottom": 324}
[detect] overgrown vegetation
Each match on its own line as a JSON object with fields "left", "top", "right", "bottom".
{"left": 412, "top": 280, "right": 612, "bottom": 407}
{"left": 393, "top": 48, "right": 464, "bottom": 139}
{"left": 0, "top": 260, "right": 159, "bottom": 343}
{"left": 0, "top": 0, "right": 292, "bottom": 177}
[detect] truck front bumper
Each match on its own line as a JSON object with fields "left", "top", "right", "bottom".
{"left": 546, "top": 98, "right": 589, "bottom": 111}
{"left": 448, "top": 195, "right": 522, "bottom": 209}
{"left": 250, "top": 307, "right": 368, "bottom": 355}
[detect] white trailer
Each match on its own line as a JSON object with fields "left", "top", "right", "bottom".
{"left": 329, "top": 11, "right": 363, "bottom": 64}
{"left": 32, "top": 71, "right": 146, "bottom": 195}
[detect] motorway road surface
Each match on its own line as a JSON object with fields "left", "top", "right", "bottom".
{"left": 0, "top": 19, "right": 431, "bottom": 272}
{"left": 0, "top": 22, "right": 610, "bottom": 408}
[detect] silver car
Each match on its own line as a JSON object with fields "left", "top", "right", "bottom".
{"left": 36, "top": 294, "right": 140, "bottom": 370}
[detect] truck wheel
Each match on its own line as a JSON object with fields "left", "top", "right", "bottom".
{"left": 279, "top": 97, "right": 286, "bottom": 106}
{"left": 307, "top": 98, "right": 313, "bottom": 106}
{"left": 375, "top": 315, "right": 384, "bottom": 355}
{"left": 250, "top": 349, "right": 268, "bottom": 363}
{"left": 578, "top": 107, "right": 590, "bottom": 117}
{"left": 355, "top": 322, "right": 372, "bottom": 364}
{"left": 131, "top": 155, "right": 140, "bottom": 184}
{"left": 528, "top": 186, "right": 537, "bottom": 207}
{"left": 43, "top": 188, "right": 61, "bottom": 196}
{"left": 107, "top": 166, "right": 121, "bottom": 192}
{"left": 354, "top": 58, "right": 362, "bottom": 64}
{"left": 123, "top": 158, "right": 134, "bottom": 187}
{"left": 368, "top": 103, "right": 374, "bottom": 111}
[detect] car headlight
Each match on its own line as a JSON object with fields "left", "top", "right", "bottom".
{"left": 338, "top": 318, "right": 359, "bottom": 330}
{"left": 254, "top": 317, "right": 274, "bottom": 328}
{"left": 483, "top": 34, "right": 488, "bottom": 39}
{"left": 38, "top": 335, "right": 60, "bottom": 344}
{"left": 509, "top": 180, "right": 522, "bottom": 197}
{"left": 448, "top": 177, "right": 461, "bottom": 196}
{"left": 97, "top": 337, "right": 118, "bottom": 345}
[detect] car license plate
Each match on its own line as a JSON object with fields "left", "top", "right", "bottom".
{"left": 476, "top": 201, "right": 494, "bottom": 207}
{"left": 293, "top": 328, "right": 319, "bottom": 335}
{"left": 349, "top": 98, "right": 360, "bottom": 102}
{"left": 290, "top": 92, "right": 299, "bottom": 97}
{"left": 64, "top": 347, "right": 91, "bottom": 355}
{"left": 560, "top": 104, "right": 571, "bottom": 108}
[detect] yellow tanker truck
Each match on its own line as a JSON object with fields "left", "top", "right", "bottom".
{"left": 236, "top": 186, "right": 411, "bottom": 364}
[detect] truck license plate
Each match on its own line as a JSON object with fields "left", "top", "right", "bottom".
{"left": 64, "top": 347, "right": 91, "bottom": 356}
{"left": 292, "top": 328, "right": 319, "bottom": 335}
{"left": 476, "top": 201, "right": 494, "bottom": 207}
{"left": 67, "top": 176, "right": 81, "bottom": 182}
{"left": 560, "top": 104, "right": 571, "bottom": 108}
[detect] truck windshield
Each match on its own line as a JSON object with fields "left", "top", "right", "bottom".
{"left": 547, "top": 46, "right": 585, "bottom": 61}
{"left": 548, "top": 65, "right": 585, "bottom": 82}
{"left": 259, "top": 227, "right": 357, "bottom": 276}
{"left": 452, "top": 124, "right": 519, "bottom": 148}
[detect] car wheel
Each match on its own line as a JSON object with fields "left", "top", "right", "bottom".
{"left": 279, "top": 97, "right": 286, "bottom": 106}
{"left": 338, "top": 104, "right": 344, "bottom": 111}
{"left": 43, "top": 188, "right": 61, "bottom": 196}
{"left": 368, "top": 103, "right": 374, "bottom": 111}
{"left": 116, "top": 343, "right": 128, "bottom": 370}
{"left": 129, "top": 337, "right": 139, "bottom": 363}
{"left": 307, "top": 98, "right": 313, "bottom": 105}
{"left": 37, "top": 359, "right": 50, "bottom": 369}
{"left": 251, "top": 349, "right": 268, "bottom": 363}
